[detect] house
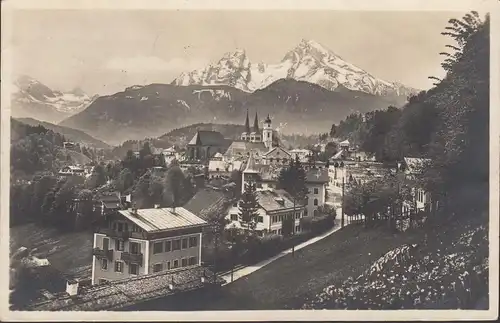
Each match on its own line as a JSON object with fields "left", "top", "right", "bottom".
{"left": 63, "top": 142, "right": 76, "bottom": 149}
{"left": 207, "top": 153, "right": 244, "bottom": 179}
{"left": 225, "top": 189, "right": 305, "bottom": 236}
{"left": 186, "top": 130, "right": 231, "bottom": 161}
{"left": 304, "top": 168, "right": 329, "bottom": 217}
{"left": 91, "top": 206, "right": 208, "bottom": 285}
{"left": 59, "top": 165, "right": 85, "bottom": 177}
{"left": 183, "top": 187, "right": 234, "bottom": 221}
{"left": 331, "top": 139, "right": 375, "bottom": 162}
{"left": 161, "top": 146, "right": 178, "bottom": 167}
{"left": 401, "top": 157, "right": 435, "bottom": 213}
{"left": 261, "top": 146, "right": 292, "bottom": 166}
{"left": 93, "top": 191, "right": 123, "bottom": 217}
{"left": 289, "top": 149, "right": 312, "bottom": 162}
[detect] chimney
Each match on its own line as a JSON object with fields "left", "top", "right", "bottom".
{"left": 154, "top": 204, "right": 161, "bottom": 209}
{"left": 130, "top": 206, "right": 138, "bottom": 215}
{"left": 66, "top": 279, "right": 79, "bottom": 296}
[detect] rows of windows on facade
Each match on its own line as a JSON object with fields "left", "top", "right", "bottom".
{"left": 97, "top": 235, "right": 199, "bottom": 280}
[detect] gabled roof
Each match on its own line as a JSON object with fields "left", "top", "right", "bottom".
{"left": 305, "top": 168, "right": 329, "bottom": 183}
{"left": 224, "top": 141, "right": 267, "bottom": 157}
{"left": 188, "top": 131, "right": 228, "bottom": 146}
{"left": 243, "top": 153, "right": 259, "bottom": 174}
{"left": 28, "top": 266, "right": 220, "bottom": 311}
{"left": 256, "top": 189, "right": 304, "bottom": 212}
{"left": 263, "top": 146, "right": 291, "bottom": 157}
{"left": 118, "top": 207, "right": 207, "bottom": 232}
{"left": 183, "top": 188, "right": 230, "bottom": 221}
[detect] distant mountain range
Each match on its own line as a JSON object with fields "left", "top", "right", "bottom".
{"left": 15, "top": 117, "right": 110, "bottom": 149}
{"left": 20, "top": 39, "right": 421, "bottom": 146}
{"left": 172, "top": 39, "right": 419, "bottom": 97}
{"left": 10, "top": 75, "right": 97, "bottom": 124}
{"left": 60, "top": 79, "right": 409, "bottom": 145}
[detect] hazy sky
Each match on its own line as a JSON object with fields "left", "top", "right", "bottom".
{"left": 11, "top": 10, "right": 468, "bottom": 95}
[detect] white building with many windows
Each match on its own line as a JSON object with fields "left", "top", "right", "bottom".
{"left": 225, "top": 189, "right": 305, "bottom": 236}
{"left": 91, "top": 206, "right": 208, "bottom": 285}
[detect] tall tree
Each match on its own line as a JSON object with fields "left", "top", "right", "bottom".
{"left": 238, "top": 181, "right": 259, "bottom": 233}
{"left": 163, "top": 166, "right": 187, "bottom": 211}
{"left": 116, "top": 168, "right": 134, "bottom": 192}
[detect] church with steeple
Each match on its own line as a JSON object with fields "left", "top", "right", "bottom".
{"left": 240, "top": 110, "right": 273, "bottom": 149}
{"left": 223, "top": 110, "right": 286, "bottom": 165}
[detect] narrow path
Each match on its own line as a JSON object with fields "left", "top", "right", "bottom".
{"left": 219, "top": 219, "right": 342, "bottom": 285}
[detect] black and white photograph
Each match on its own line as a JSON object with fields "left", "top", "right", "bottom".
{"left": 1, "top": 0, "right": 498, "bottom": 320}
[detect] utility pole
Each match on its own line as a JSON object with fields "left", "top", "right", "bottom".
{"left": 341, "top": 176, "right": 345, "bottom": 228}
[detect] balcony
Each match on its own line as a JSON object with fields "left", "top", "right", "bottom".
{"left": 120, "top": 252, "right": 143, "bottom": 266}
{"left": 98, "top": 228, "right": 131, "bottom": 240}
{"left": 92, "top": 248, "right": 114, "bottom": 261}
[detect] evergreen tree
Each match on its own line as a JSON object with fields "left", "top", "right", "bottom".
{"left": 163, "top": 166, "right": 187, "bottom": 211}
{"left": 238, "top": 181, "right": 259, "bottom": 232}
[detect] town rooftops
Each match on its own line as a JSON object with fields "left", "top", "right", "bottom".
{"left": 118, "top": 207, "right": 207, "bottom": 233}
{"left": 27, "top": 266, "right": 221, "bottom": 311}
{"left": 224, "top": 141, "right": 267, "bottom": 157}
{"left": 262, "top": 146, "right": 291, "bottom": 157}
{"left": 188, "top": 130, "right": 228, "bottom": 146}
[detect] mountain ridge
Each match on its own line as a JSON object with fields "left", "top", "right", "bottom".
{"left": 15, "top": 117, "right": 111, "bottom": 149}
{"left": 11, "top": 75, "right": 97, "bottom": 124}
{"left": 60, "top": 78, "right": 408, "bottom": 145}
{"left": 172, "top": 39, "right": 419, "bottom": 98}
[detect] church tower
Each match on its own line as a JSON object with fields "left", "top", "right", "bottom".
{"left": 263, "top": 114, "right": 273, "bottom": 149}
{"left": 241, "top": 110, "right": 251, "bottom": 141}
{"left": 250, "top": 112, "right": 261, "bottom": 143}
{"left": 241, "top": 152, "right": 260, "bottom": 193}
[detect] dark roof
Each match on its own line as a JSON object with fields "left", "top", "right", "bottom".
{"left": 188, "top": 131, "right": 228, "bottom": 147}
{"left": 183, "top": 188, "right": 231, "bottom": 221}
{"left": 103, "top": 201, "right": 121, "bottom": 209}
{"left": 28, "top": 266, "right": 221, "bottom": 311}
{"left": 257, "top": 189, "right": 304, "bottom": 211}
{"left": 305, "top": 168, "right": 329, "bottom": 183}
{"left": 97, "top": 191, "right": 120, "bottom": 202}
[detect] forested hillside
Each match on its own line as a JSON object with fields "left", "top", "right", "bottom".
{"left": 331, "top": 12, "right": 488, "bottom": 200}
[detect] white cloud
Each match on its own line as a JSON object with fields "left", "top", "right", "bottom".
{"left": 104, "top": 56, "right": 207, "bottom": 73}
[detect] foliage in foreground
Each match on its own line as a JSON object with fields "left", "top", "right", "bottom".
{"left": 302, "top": 213, "right": 488, "bottom": 309}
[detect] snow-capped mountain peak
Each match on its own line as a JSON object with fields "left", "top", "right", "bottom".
{"left": 11, "top": 75, "right": 97, "bottom": 124}
{"left": 172, "top": 39, "right": 419, "bottom": 97}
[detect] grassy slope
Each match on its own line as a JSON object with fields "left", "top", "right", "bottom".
{"left": 144, "top": 212, "right": 488, "bottom": 310}
{"left": 136, "top": 223, "right": 424, "bottom": 310}
{"left": 10, "top": 224, "right": 93, "bottom": 279}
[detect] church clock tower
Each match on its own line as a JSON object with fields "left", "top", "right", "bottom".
{"left": 263, "top": 114, "right": 273, "bottom": 149}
